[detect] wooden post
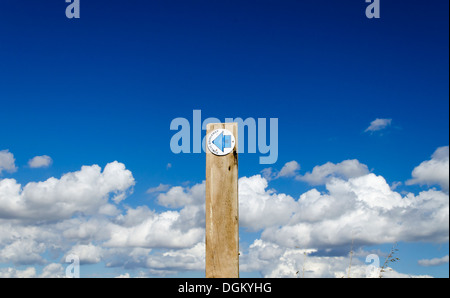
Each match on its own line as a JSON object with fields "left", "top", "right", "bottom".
{"left": 205, "top": 123, "right": 239, "bottom": 278}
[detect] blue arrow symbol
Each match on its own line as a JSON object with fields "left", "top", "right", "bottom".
{"left": 213, "top": 132, "right": 223, "bottom": 151}
{"left": 224, "top": 135, "right": 231, "bottom": 149}
{"left": 212, "top": 132, "right": 232, "bottom": 152}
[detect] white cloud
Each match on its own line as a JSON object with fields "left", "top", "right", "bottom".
{"left": 0, "top": 150, "right": 17, "bottom": 175}
{"left": 0, "top": 164, "right": 206, "bottom": 276}
{"left": 66, "top": 243, "right": 103, "bottom": 264}
{"left": 418, "top": 255, "right": 449, "bottom": 267}
{"left": 0, "top": 238, "right": 46, "bottom": 265}
{"left": 60, "top": 217, "right": 111, "bottom": 242}
{"left": 261, "top": 174, "right": 449, "bottom": 249}
{"left": 365, "top": 118, "right": 392, "bottom": 132}
{"left": 0, "top": 151, "right": 448, "bottom": 278}
{"left": 0, "top": 267, "right": 37, "bottom": 278}
{"left": 237, "top": 167, "right": 448, "bottom": 254}
{"left": 0, "top": 264, "right": 64, "bottom": 278}
{"left": 296, "top": 159, "right": 370, "bottom": 185}
{"left": 390, "top": 181, "right": 402, "bottom": 191}
{"left": 145, "top": 242, "right": 205, "bottom": 274}
{"left": 146, "top": 183, "right": 171, "bottom": 194}
{"left": 261, "top": 161, "right": 300, "bottom": 181}
{"left": 156, "top": 182, "right": 204, "bottom": 208}
{"left": 104, "top": 243, "right": 205, "bottom": 276}
{"left": 40, "top": 263, "right": 65, "bottom": 278}
{"left": 0, "top": 161, "right": 135, "bottom": 222}
{"left": 407, "top": 146, "right": 449, "bottom": 193}
{"left": 239, "top": 175, "right": 297, "bottom": 231}
{"left": 240, "top": 239, "right": 432, "bottom": 278}
{"left": 105, "top": 207, "right": 204, "bottom": 249}
{"left": 260, "top": 167, "right": 275, "bottom": 181}
{"left": 277, "top": 161, "right": 300, "bottom": 178}
{"left": 104, "top": 181, "right": 206, "bottom": 250}
{"left": 28, "top": 155, "right": 53, "bottom": 168}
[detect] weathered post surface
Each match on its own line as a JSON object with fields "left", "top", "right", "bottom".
{"left": 205, "top": 123, "right": 239, "bottom": 278}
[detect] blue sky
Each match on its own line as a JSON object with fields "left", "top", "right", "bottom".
{"left": 0, "top": 0, "right": 448, "bottom": 278}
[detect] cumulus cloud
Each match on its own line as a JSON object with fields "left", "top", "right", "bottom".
{"left": 40, "top": 263, "right": 65, "bottom": 278}
{"left": 238, "top": 172, "right": 449, "bottom": 255}
{"left": 0, "top": 163, "right": 207, "bottom": 276}
{"left": 232, "top": 163, "right": 448, "bottom": 277}
{"left": 261, "top": 161, "right": 300, "bottom": 181}
{"left": 144, "top": 242, "right": 205, "bottom": 274}
{"left": 365, "top": 118, "right": 392, "bottom": 132}
{"left": 239, "top": 175, "right": 297, "bottom": 231}
{"left": 66, "top": 243, "right": 103, "bottom": 264}
{"left": 28, "top": 155, "right": 53, "bottom": 168}
{"left": 262, "top": 159, "right": 370, "bottom": 186}
{"left": 0, "top": 267, "right": 37, "bottom": 278}
{"left": 260, "top": 167, "right": 276, "bottom": 181}
{"left": 0, "top": 237, "right": 46, "bottom": 265}
{"left": 156, "top": 182, "right": 204, "bottom": 208}
{"left": 146, "top": 183, "right": 171, "bottom": 194}
{"left": 240, "top": 239, "right": 432, "bottom": 278}
{"left": 277, "top": 161, "right": 300, "bottom": 178}
{"left": 105, "top": 207, "right": 204, "bottom": 249}
{"left": 0, "top": 161, "right": 136, "bottom": 272}
{"left": 0, "top": 150, "right": 17, "bottom": 175}
{"left": 418, "top": 255, "right": 449, "bottom": 267}
{"left": 261, "top": 175, "right": 449, "bottom": 249}
{"left": 104, "top": 242, "right": 205, "bottom": 276}
{"left": 0, "top": 264, "right": 64, "bottom": 278}
{"left": 407, "top": 146, "right": 449, "bottom": 193}
{"left": 296, "top": 159, "right": 370, "bottom": 185}
{"left": 0, "top": 150, "right": 448, "bottom": 278}
{"left": 103, "top": 182, "right": 206, "bottom": 250}
{"left": 0, "top": 161, "right": 135, "bottom": 222}
{"left": 241, "top": 239, "right": 371, "bottom": 278}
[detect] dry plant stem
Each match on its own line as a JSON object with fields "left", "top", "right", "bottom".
{"left": 347, "top": 236, "right": 354, "bottom": 278}
{"left": 379, "top": 243, "right": 400, "bottom": 278}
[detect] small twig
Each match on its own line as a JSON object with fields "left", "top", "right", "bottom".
{"left": 302, "top": 251, "right": 307, "bottom": 278}
{"left": 379, "top": 243, "right": 400, "bottom": 278}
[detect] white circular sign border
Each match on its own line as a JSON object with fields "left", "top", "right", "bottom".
{"left": 207, "top": 128, "right": 236, "bottom": 156}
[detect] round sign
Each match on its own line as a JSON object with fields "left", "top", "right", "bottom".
{"left": 207, "top": 129, "right": 236, "bottom": 156}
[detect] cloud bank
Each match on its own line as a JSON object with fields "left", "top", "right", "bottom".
{"left": 0, "top": 148, "right": 448, "bottom": 277}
